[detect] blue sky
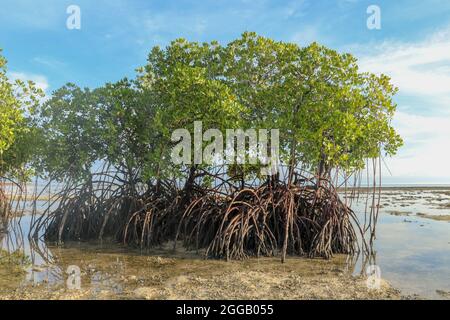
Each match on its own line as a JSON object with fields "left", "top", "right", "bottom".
{"left": 1, "top": 0, "right": 450, "bottom": 184}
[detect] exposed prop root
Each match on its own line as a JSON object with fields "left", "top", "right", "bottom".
{"left": 32, "top": 169, "right": 362, "bottom": 262}
{"left": 177, "top": 180, "right": 357, "bottom": 261}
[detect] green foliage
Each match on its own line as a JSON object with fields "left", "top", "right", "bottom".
{"left": 0, "top": 50, "right": 43, "bottom": 180}
{"left": 95, "top": 79, "right": 158, "bottom": 177}
{"left": 287, "top": 43, "right": 403, "bottom": 173}
{"left": 140, "top": 39, "right": 246, "bottom": 179}
{"left": 35, "top": 84, "right": 100, "bottom": 181}
{"left": 219, "top": 34, "right": 403, "bottom": 175}
{"left": 29, "top": 33, "right": 403, "bottom": 184}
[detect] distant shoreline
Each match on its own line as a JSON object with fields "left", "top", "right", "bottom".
{"left": 338, "top": 185, "right": 450, "bottom": 191}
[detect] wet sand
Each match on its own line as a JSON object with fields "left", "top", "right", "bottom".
{"left": 1, "top": 186, "right": 450, "bottom": 300}
{"left": 0, "top": 245, "right": 404, "bottom": 300}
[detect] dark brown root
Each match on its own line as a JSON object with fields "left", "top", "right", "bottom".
{"left": 32, "top": 170, "right": 361, "bottom": 262}
{"left": 177, "top": 179, "right": 357, "bottom": 261}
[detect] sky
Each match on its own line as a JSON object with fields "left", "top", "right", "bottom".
{"left": 1, "top": 0, "right": 450, "bottom": 184}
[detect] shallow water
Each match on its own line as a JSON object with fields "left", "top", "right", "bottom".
{"left": 1, "top": 188, "right": 449, "bottom": 299}
{"left": 1, "top": 220, "right": 359, "bottom": 299}
{"left": 347, "top": 188, "right": 450, "bottom": 299}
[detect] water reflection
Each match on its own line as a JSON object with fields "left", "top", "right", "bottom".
{"left": 1, "top": 189, "right": 449, "bottom": 299}
{"left": 349, "top": 189, "right": 450, "bottom": 299}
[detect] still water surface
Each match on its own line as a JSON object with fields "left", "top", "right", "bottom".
{"left": 1, "top": 188, "right": 449, "bottom": 299}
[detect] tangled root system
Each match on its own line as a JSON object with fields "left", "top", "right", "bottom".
{"left": 32, "top": 170, "right": 364, "bottom": 262}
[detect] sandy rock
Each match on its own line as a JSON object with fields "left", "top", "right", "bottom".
{"left": 133, "top": 287, "right": 160, "bottom": 299}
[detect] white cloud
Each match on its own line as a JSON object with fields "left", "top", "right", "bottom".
{"left": 32, "top": 56, "right": 65, "bottom": 69}
{"left": 385, "top": 111, "right": 450, "bottom": 179}
{"left": 281, "top": 0, "right": 308, "bottom": 19}
{"left": 357, "top": 27, "right": 450, "bottom": 101}
{"left": 290, "top": 25, "right": 323, "bottom": 46}
{"left": 9, "top": 72, "right": 49, "bottom": 92}
{"left": 354, "top": 27, "right": 450, "bottom": 182}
